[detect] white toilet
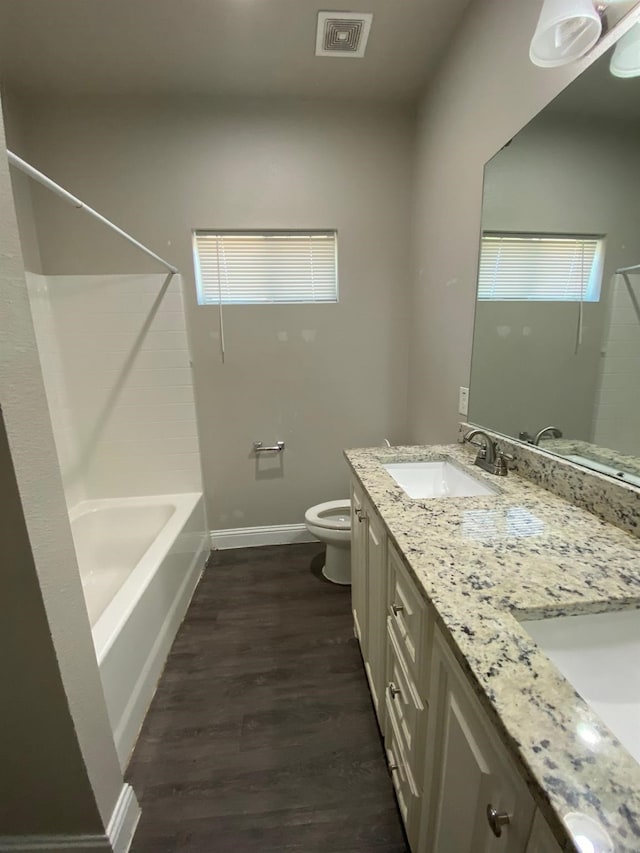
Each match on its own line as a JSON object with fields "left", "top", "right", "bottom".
{"left": 304, "top": 499, "right": 352, "bottom": 585}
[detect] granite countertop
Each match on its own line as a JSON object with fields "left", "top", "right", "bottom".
{"left": 344, "top": 443, "right": 640, "bottom": 853}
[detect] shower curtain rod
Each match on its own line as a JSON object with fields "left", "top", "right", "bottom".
{"left": 6, "top": 150, "right": 179, "bottom": 275}
{"left": 617, "top": 263, "right": 640, "bottom": 274}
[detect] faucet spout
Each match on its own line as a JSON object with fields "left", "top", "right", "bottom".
{"left": 533, "top": 425, "right": 563, "bottom": 446}
{"left": 463, "top": 428, "right": 496, "bottom": 464}
{"left": 463, "top": 428, "right": 512, "bottom": 477}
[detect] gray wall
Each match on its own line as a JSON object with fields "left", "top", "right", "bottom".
{"left": 407, "top": 0, "right": 636, "bottom": 444}
{"left": 0, "top": 99, "right": 124, "bottom": 834}
{"left": 2, "top": 96, "right": 43, "bottom": 274}
{"left": 469, "top": 114, "right": 640, "bottom": 441}
{"left": 0, "top": 409, "right": 101, "bottom": 833}
{"left": 6, "top": 96, "right": 413, "bottom": 529}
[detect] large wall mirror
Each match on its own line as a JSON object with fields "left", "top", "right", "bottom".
{"left": 469, "top": 32, "right": 640, "bottom": 488}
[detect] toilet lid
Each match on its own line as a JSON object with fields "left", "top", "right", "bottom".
{"left": 305, "top": 499, "right": 351, "bottom": 530}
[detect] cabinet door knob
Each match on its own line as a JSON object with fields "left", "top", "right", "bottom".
{"left": 388, "top": 681, "right": 402, "bottom": 700}
{"left": 355, "top": 508, "right": 366, "bottom": 522}
{"left": 388, "top": 762, "right": 399, "bottom": 772}
{"left": 391, "top": 603, "right": 404, "bottom": 616}
{"left": 486, "top": 804, "right": 510, "bottom": 838}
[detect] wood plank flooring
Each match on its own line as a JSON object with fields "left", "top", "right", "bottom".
{"left": 127, "top": 543, "right": 409, "bottom": 853}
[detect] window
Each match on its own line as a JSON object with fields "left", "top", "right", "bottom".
{"left": 478, "top": 232, "right": 605, "bottom": 301}
{"left": 192, "top": 230, "right": 338, "bottom": 305}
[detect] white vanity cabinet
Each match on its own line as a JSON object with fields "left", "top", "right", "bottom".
{"left": 349, "top": 477, "right": 560, "bottom": 853}
{"left": 525, "top": 812, "right": 563, "bottom": 853}
{"left": 420, "top": 628, "right": 536, "bottom": 853}
{"left": 385, "top": 539, "right": 430, "bottom": 850}
{"left": 350, "top": 480, "right": 387, "bottom": 725}
{"left": 350, "top": 481, "right": 368, "bottom": 645}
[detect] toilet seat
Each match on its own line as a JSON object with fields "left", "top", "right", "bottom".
{"left": 304, "top": 499, "right": 351, "bottom": 530}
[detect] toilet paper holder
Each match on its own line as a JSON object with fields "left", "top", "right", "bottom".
{"left": 253, "top": 440, "right": 285, "bottom": 453}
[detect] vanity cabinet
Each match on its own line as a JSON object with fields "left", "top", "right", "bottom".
{"left": 420, "top": 628, "right": 536, "bottom": 853}
{"left": 349, "top": 477, "right": 560, "bottom": 853}
{"left": 350, "top": 482, "right": 367, "bottom": 644}
{"left": 525, "top": 812, "right": 563, "bottom": 853}
{"left": 385, "top": 540, "right": 430, "bottom": 850}
{"left": 350, "top": 480, "right": 387, "bottom": 726}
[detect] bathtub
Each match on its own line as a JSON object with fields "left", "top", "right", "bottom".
{"left": 70, "top": 492, "right": 209, "bottom": 769}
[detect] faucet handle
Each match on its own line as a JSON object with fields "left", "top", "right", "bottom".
{"left": 494, "top": 448, "right": 514, "bottom": 476}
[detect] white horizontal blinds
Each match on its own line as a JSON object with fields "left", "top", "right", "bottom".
{"left": 478, "top": 233, "right": 603, "bottom": 301}
{"left": 194, "top": 231, "right": 338, "bottom": 304}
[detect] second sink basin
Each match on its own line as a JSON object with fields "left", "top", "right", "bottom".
{"left": 522, "top": 608, "right": 640, "bottom": 765}
{"left": 383, "top": 460, "right": 498, "bottom": 499}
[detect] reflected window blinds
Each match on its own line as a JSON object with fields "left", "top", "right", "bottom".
{"left": 478, "top": 233, "right": 604, "bottom": 301}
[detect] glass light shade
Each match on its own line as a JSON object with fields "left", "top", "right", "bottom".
{"left": 530, "top": 0, "right": 602, "bottom": 68}
{"left": 610, "top": 22, "right": 640, "bottom": 78}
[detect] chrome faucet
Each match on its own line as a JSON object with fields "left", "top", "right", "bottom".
{"left": 463, "top": 428, "right": 513, "bottom": 477}
{"left": 533, "top": 425, "right": 563, "bottom": 446}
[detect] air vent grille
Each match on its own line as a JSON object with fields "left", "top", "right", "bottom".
{"left": 315, "top": 12, "right": 373, "bottom": 58}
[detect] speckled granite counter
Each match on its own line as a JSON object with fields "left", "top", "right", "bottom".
{"left": 344, "top": 443, "right": 640, "bottom": 853}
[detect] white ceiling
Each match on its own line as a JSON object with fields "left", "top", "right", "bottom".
{"left": 0, "top": 0, "right": 473, "bottom": 101}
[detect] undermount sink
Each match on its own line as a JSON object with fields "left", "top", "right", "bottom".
{"left": 521, "top": 608, "right": 640, "bottom": 764}
{"left": 383, "top": 460, "right": 498, "bottom": 499}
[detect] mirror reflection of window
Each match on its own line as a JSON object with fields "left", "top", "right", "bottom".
{"left": 478, "top": 233, "right": 605, "bottom": 302}
{"left": 469, "top": 41, "right": 640, "bottom": 485}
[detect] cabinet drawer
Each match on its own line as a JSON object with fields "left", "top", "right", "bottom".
{"left": 388, "top": 540, "right": 426, "bottom": 678}
{"left": 387, "top": 618, "right": 425, "bottom": 772}
{"left": 386, "top": 695, "right": 420, "bottom": 834}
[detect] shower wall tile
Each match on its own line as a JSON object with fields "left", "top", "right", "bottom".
{"left": 38, "top": 272, "right": 202, "bottom": 505}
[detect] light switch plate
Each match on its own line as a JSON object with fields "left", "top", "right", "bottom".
{"left": 458, "top": 386, "right": 469, "bottom": 416}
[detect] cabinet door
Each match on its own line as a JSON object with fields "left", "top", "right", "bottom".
{"left": 426, "top": 633, "right": 535, "bottom": 853}
{"left": 525, "top": 812, "right": 562, "bottom": 853}
{"left": 364, "top": 507, "right": 386, "bottom": 722}
{"left": 350, "top": 482, "right": 368, "bottom": 648}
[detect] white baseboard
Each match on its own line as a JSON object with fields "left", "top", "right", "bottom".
{"left": 107, "top": 784, "right": 140, "bottom": 853}
{"left": 0, "top": 784, "right": 140, "bottom": 853}
{"left": 211, "top": 523, "right": 318, "bottom": 550}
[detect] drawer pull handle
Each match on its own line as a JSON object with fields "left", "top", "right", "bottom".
{"left": 486, "top": 805, "right": 510, "bottom": 838}
{"left": 388, "top": 762, "right": 399, "bottom": 772}
{"left": 388, "top": 682, "right": 402, "bottom": 700}
{"left": 391, "top": 603, "right": 404, "bottom": 616}
{"left": 355, "top": 508, "right": 366, "bottom": 522}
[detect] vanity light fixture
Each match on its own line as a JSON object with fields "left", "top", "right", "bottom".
{"left": 530, "top": 0, "right": 603, "bottom": 67}
{"left": 610, "top": 21, "right": 640, "bottom": 76}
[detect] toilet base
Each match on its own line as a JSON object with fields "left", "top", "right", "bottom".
{"left": 321, "top": 544, "right": 351, "bottom": 585}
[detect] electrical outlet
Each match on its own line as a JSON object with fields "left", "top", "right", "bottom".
{"left": 458, "top": 386, "right": 469, "bottom": 416}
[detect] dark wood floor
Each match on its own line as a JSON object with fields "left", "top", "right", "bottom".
{"left": 127, "top": 543, "right": 409, "bottom": 853}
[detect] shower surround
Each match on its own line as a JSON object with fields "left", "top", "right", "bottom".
{"left": 26, "top": 270, "right": 208, "bottom": 768}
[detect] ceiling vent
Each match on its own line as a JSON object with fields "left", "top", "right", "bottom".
{"left": 315, "top": 11, "right": 373, "bottom": 58}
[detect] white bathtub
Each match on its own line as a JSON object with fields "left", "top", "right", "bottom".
{"left": 70, "top": 492, "right": 209, "bottom": 769}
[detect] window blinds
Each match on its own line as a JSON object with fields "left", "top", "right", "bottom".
{"left": 193, "top": 230, "right": 338, "bottom": 305}
{"left": 478, "top": 233, "right": 604, "bottom": 301}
